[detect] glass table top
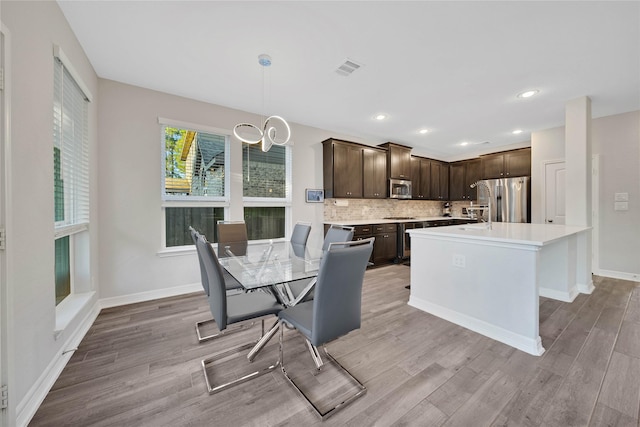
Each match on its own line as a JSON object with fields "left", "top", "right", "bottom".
{"left": 214, "top": 240, "right": 323, "bottom": 290}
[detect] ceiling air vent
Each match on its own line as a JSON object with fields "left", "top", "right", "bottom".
{"left": 335, "top": 59, "right": 362, "bottom": 76}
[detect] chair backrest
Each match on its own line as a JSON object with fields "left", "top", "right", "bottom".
{"left": 290, "top": 222, "right": 312, "bottom": 246}
{"left": 189, "top": 226, "right": 210, "bottom": 296}
{"left": 322, "top": 225, "right": 355, "bottom": 251}
{"left": 310, "top": 238, "right": 374, "bottom": 346}
{"left": 217, "top": 221, "right": 248, "bottom": 257}
{"left": 195, "top": 234, "right": 229, "bottom": 330}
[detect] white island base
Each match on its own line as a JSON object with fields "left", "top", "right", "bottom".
{"left": 407, "top": 223, "right": 592, "bottom": 356}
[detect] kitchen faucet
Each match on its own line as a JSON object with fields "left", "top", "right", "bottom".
{"left": 470, "top": 180, "right": 492, "bottom": 230}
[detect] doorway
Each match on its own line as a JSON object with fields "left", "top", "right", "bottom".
{"left": 544, "top": 161, "right": 566, "bottom": 225}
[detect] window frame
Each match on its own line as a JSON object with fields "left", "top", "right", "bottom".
{"left": 159, "top": 118, "right": 231, "bottom": 250}
{"left": 242, "top": 144, "right": 292, "bottom": 242}
{"left": 53, "top": 45, "right": 92, "bottom": 306}
{"left": 158, "top": 118, "right": 294, "bottom": 251}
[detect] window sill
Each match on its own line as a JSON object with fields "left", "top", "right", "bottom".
{"left": 54, "top": 291, "right": 96, "bottom": 339}
{"left": 157, "top": 245, "right": 196, "bottom": 258}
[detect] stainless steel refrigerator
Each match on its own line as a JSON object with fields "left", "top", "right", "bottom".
{"left": 475, "top": 176, "right": 530, "bottom": 223}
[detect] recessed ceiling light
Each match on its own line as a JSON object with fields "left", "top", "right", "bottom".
{"left": 419, "top": 128, "right": 429, "bottom": 134}
{"left": 374, "top": 114, "right": 387, "bottom": 121}
{"left": 517, "top": 90, "right": 539, "bottom": 99}
{"left": 460, "top": 141, "right": 469, "bottom": 146}
{"left": 512, "top": 129, "right": 523, "bottom": 134}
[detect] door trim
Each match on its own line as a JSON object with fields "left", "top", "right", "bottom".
{"left": 0, "top": 21, "right": 13, "bottom": 427}
{"left": 541, "top": 159, "right": 565, "bottom": 224}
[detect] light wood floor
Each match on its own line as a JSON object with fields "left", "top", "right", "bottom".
{"left": 30, "top": 265, "right": 640, "bottom": 426}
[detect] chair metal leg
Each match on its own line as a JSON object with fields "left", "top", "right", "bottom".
{"left": 278, "top": 321, "right": 367, "bottom": 420}
{"left": 201, "top": 318, "right": 279, "bottom": 395}
{"left": 195, "top": 318, "right": 256, "bottom": 343}
{"left": 247, "top": 319, "right": 279, "bottom": 362}
{"left": 304, "top": 339, "right": 324, "bottom": 370}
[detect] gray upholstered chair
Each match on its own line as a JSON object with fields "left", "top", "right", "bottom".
{"left": 322, "top": 224, "right": 355, "bottom": 250}
{"left": 290, "top": 222, "right": 312, "bottom": 247}
{"left": 195, "top": 234, "right": 284, "bottom": 394}
{"left": 277, "top": 237, "right": 374, "bottom": 420}
{"left": 190, "top": 226, "right": 244, "bottom": 343}
{"left": 285, "top": 224, "right": 355, "bottom": 304}
{"left": 217, "top": 220, "right": 248, "bottom": 258}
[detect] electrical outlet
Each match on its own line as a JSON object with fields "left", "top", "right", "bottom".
{"left": 452, "top": 254, "right": 466, "bottom": 268}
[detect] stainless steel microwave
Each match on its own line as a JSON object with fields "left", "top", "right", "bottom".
{"left": 389, "top": 179, "right": 412, "bottom": 199}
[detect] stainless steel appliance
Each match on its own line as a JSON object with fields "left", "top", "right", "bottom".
{"left": 394, "top": 220, "right": 422, "bottom": 260}
{"left": 389, "top": 179, "right": 412, "bottom": 199}
{"left": 475, "top": 176, "right": 530, "bottom": 223}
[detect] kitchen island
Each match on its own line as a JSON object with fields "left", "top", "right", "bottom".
{"left": 407, "top": 222, "right": 592, "bottom": 356}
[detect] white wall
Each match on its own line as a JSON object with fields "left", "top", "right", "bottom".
{"left": 531, "top": 110, "right": 640, "bottom": 280}
{"left": 2, "top": 1, "right": 100, "bottom": 423}
{"left": 97, "top": 79, "right": 372, "bottom": 301}
{"left": 531, "top": 127, "right": 565, "bottom": 224}
{"left": 592, "top": 111, "right": 640, "bottom": 278}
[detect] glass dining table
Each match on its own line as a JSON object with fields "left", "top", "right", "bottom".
{"left": 215, "top": 240, "right": 323, "bottom": 301}
{"left": 214, "top": 240, "right": 324, "bottom": 361}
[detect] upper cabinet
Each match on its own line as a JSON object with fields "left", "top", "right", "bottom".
{"left": 481, "top": 148, "right": 531, "bottom": 179}
{"left": 323, "top": 137, "right": 530, "bottom": 201}
{"left": 450, "top": 159, "right": 481, "bottom": 200}
{"left": 322, "top": 139, "right": 363, "bottom": 198}
{"left": 363, "top": 147, "right": 387, "bottom": 198}
{"left": 411, "top": 156, "right": 431, "bottom": 199}
{"left": 464, "top": 159, "right": 482, "bottom": 197}
{"left": 429, "top": 160, "right": 449, "bottom": 200}
{"left": 380, "top": 142, "right": 412, "bottom": 180}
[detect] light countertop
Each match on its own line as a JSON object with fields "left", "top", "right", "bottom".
{"left": 408, "top": 222, "right": 591, "bottom": 246}
{"left": 324, "top": 217, "right": 471, "bottom": 226}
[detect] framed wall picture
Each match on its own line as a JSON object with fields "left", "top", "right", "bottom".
{"left": 305, "top": 189, "right": 324, "bottom": 203}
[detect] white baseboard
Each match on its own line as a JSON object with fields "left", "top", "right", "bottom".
{"left": 16, "top": 300, "right": 101, "bottom": 427}
{"left": 595, "top": 269, "right": 640, "bottom": 283}
{"left": 539, "top": 286, "right": 578, "bottom": 302}
{"left": 408, "top": 296, "right": 545, "bottom": 357}
{"left": 99, "top": 282, "right": 202, "bottom": 309}
{"left": 17, "top": 283, "right": 203, "bottom": 426}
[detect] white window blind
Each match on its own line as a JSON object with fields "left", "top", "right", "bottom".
{"left": 53, "top": 56, "right": 89, "bottom": 235}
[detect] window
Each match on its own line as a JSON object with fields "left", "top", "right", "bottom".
{"left": 160, "top": 121, "right": 291, "bottom": 248}
{"left": 161, "top": 122, "right": 229, "bottom": 247}
{"left": 243, "top": 144, "right": 291, "bottom": 240}
{"left": 53, "top": 48, "right": 90, "bottom": 305}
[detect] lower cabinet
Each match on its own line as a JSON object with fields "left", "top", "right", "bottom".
{"left": 372, "top": 224, "right": 397, "bottom": 265}
{"left": 353, "top": 224, "right": 397, "bottom": 266}
{"left": 332, "top": 220, "right": 478, "bottom": 267}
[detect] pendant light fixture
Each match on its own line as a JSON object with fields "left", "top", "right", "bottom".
{"left": 233, "top": 54, "right": 291, "bottom": 152}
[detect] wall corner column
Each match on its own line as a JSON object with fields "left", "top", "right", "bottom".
{"left": 565, "top": 96, "right": 594, "bottom": 293}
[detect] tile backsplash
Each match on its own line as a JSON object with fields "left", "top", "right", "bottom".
{"left": 323, "top": 199, "right": 477, "bottom": 221}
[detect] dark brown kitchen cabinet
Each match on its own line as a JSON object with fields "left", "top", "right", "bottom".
{"left": 322, "top": 139, "right": 363, "bottom": 198}
{"left": 449, "top": 162, "right": 466, "bottom": 200}
{"left": 372, "top": 224, "right": 397, "bottom": 265}
{"left": 353, "top": 224, "right": 374, "bottom": 263}
{"left": 430, "top": 160, "right": 449, "bottom": 200}
{"left": 363, "top": 147, "right": 387, "bottom": 198}
{"left": 481, "top": 148, "right": 531, "bottom": 179}
{"left": 380, "top": 142, "right": 412, "bottom": 180}
{"left": 450, "top": 159, "right": 481, "bottom": 200}
{"left": 411, "top": 156, "right": 431, "bottom": 199}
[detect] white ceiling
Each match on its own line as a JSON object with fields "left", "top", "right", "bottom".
{"left": 57, "top": 1, "right": 640, "bottom": 160}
